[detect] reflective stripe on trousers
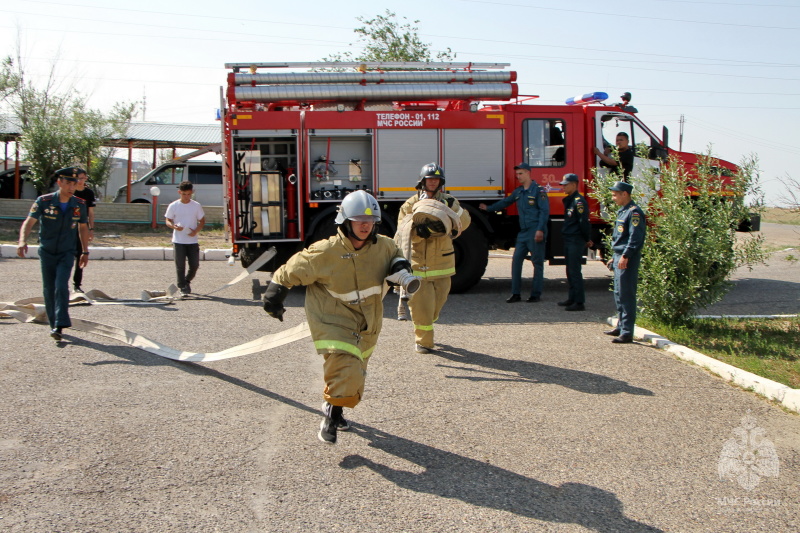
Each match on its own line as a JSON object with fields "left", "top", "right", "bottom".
{"left": 314, "top": 339, "right": 375, "bottom": 362}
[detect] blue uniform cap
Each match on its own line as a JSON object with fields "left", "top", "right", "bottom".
{"left": 54, "top": 166, "right": 87, "bottom": 182}
{"left": 559, "top": 173, "right": 579, "bottom": 185}
{"left": 514, "top": 162, "right": 532, "bottom": 171}
{"left": 609, "top": 181, "right": 633, "bottom": 193}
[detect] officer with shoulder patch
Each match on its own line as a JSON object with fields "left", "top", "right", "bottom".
{"left": 479, "top": 162, "right": 550, "bottom": 303}
{"left": 604, "top": 181, "right": 646, "bottom": 343}
{"left": 558, "top": 173, "right": 593, "bottom": 311}
{"left": 17, "top": 167, "right": 90, "bottom": 341}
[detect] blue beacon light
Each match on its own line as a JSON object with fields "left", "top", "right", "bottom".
{"left": 565, "top": 92, "right": 608, "bottom": 106}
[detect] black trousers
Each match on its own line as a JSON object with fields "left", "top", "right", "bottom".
{"left": 563, "top": 235, "right": 586, "bottom": 304}
{"left": 73, "top": 234, "right": 85, "bottom": 288}
{"left": 173, "top": 242, "right": 200, "bottom": 289}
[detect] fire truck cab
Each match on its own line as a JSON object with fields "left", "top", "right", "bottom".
{"left": 221, "top": 61, "right": 736, "bottom": 292}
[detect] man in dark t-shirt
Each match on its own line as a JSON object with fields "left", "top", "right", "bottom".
{"left": 72, "top": 171, "right": 96, "bottom": 292}
{"left": 594, "top": 132, "right": 634, "bottom": 180}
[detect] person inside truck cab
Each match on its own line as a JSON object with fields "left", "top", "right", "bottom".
{"left": 594, "top": 132, "right": 634, "bottom": 181}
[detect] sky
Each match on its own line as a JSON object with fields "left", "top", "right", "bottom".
{"left": 1, "top": 0, "right": 798, "bottom": 205}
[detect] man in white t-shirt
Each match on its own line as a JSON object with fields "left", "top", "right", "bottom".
{"left": 165, "top": 181, "right": 206, "bottom": 296}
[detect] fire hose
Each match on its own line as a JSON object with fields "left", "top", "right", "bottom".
{"left": 1, "top": 247, "right": 420, "bottom": 363}
{"left": 0, "top": 248, "right": 314, "bottom": 363}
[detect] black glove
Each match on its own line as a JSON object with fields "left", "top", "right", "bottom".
{"left": 262, "top": 282, "right": 289, "bottom": 321}
{"left": 428, "top": 220, "right": 446, "bottom": 234}
{"left": 415, "top": 223, "right": 431, "bottom": 239}
{"left": 446, "top": 197, "right": 455, "bottom": 208}
{"left": 390, "top": 259, "right": 412, "bottom": 275}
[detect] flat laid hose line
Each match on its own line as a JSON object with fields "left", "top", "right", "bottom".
{"left": 0, "top": 247, "right": 318, "bottom": 362}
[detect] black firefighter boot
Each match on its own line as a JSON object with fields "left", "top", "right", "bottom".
{"left": 319, "top": 402, "right": 344, "bottom": 444}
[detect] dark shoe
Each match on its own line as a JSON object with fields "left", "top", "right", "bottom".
{"left": 612, "top": 335, "right": 634, "bottom": 344}
{"left": 336, "top": 412, "right": 351, "bottom": 431}
{"left": 526, "top": 295, "right": 541, "bottom": 302}
{"left": 604, "top": 328, "right": 621, "bottom": 336}
{"left": 506, "top": 294, "right": 521, "bottom": 303}
{"left": 565, "top": 303, "right": 585, "bottom": 311}
{"left": 185, "top": 282, "right": 192, "bottom": 294}
{"left": 318, "top": 402, "right": 340, "bottom": 444}
{"left": 557, "top": 299, "right": 574, "bottom": 307}
{"left": 50, "top": 328, "right": 63, "bottom": 341}
{"left": 73, "top": 285, "right": 83, "bottom": 294}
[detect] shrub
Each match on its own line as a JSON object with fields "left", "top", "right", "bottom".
{"left": 590, "top": 148, "right": 766, "bottom": 325}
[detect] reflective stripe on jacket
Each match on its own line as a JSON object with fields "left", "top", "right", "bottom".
{"left": 395, "top": 192, "right": 471, "bottom": 280}
{"left": 272, "top": 229, "right": 405, "bottom": 360}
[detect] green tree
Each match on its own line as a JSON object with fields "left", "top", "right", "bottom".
{"left": 4, "top": 47, "right": 134, "bottom": 193}
{"left": 322, "top": 10, "right": 454, "bottom": 66}
{"left": 0, "top": 56, "right": 20, "bottom": 102}
{"left": 590, "top": 149, "right": 766, "bottom": 325}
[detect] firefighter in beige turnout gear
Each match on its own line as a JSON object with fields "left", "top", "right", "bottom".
{"left": 396, "top": 163, "right": 471, "bottom": 354}
{"left": 262, "top": 190, "right": 412, "bottom": 444}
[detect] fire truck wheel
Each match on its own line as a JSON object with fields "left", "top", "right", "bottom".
{"left": 239, "top": 246, "right": 260, "bottom": 269}
{"left": 450, "top": 224, "right": 489, "bottom": 294}
{"left": 309, "top": 214, "right": 339, "bottom": 244}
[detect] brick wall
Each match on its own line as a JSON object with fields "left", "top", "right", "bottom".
{"left": 0, "top": 199, "right": 224, "bottom": 225}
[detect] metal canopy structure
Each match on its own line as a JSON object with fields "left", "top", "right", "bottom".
{"left": 0, "top": 118, "right": 222, "bottom": 199}
{"left": 105, "top": 122, "right": 221, "bottom": 149}
{"left": 107, "top": 122, "right": 222, "bottom": 202}
{"left": 0, "top": 114, "right": 21, "bottom": 143}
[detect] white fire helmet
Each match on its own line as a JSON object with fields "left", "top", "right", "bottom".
{"left": 335, "top": 190, "right": 382, "bottom": 225}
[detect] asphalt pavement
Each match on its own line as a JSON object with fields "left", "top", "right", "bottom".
{"left": 0, "top": 233, "right": 798, "bottom": 532}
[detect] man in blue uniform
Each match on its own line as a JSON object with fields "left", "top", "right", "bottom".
{"left": 479, "top": 162, "right": 549, "bottom": 302}
{"left": 558, "top": 173, "right": 593, "bottom": 311}
{"left": 604, "top": 181, "right": 646, "bottom": 343}
{"left": 17, "top": 167, "right": 90, "bottom": 341}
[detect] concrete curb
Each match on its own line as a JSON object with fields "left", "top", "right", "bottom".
{"left": 123, "top": 247, "right": 165, "bottom": 260}
{"left": 90, "top": 247, "right": 125, "bottom": 260}
{"left": 1, "top": 244, "right": 234, "bottom": 261}
{"left": 2, "top": 243, "right": 39, "bottom": 258}
{"left": 607, "top": 317, "right": 800, "bottom": 414}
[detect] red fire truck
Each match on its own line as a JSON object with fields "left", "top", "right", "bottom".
{"left": 221, "top": 61, "right": 738, "bottom": 292}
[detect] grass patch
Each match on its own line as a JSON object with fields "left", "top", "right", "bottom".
{"left": 639, "top": 317, "right": 800, "bottom": 389}
{"left": 762, "top": 207, "right": 800, "bottom": 225}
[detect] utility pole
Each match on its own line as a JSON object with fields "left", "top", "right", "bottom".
{"left": 679, "top": 114, "right": 685, "bottom": 152}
